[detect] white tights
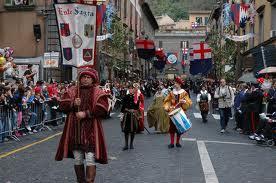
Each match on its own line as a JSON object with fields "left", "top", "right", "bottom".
{"left": 73, "top": 150, "right": 96, "bottom": 166}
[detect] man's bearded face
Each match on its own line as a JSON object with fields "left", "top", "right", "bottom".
{"left": 80, "top": 75, "right": 93, "bottom": 86}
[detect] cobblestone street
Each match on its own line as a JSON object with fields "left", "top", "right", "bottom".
{"left": 1, "top": 96, "right": 276, "bottom": 183}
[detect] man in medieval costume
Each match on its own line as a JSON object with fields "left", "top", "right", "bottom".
{"left": 121, "top": 83, "right": 142, "bottom": 150}
{"left": 55, "top": 66, "right": 109, "bottom": 183}
{"left": 164, "top": 77, "right": 192, "bottom": 148}
{"left": 197, "top": 85, "right": 211, "bottom": 123}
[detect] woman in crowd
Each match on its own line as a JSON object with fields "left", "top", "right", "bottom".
{"left": 147, "top": 86, "right": 170, "bottom": 133}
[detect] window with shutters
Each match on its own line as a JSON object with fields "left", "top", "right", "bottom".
{"left": 159, "top": 41, "right": 163, "bottom": 48}
{"left": 5, "top": 0, "right": 35, "bottom": 9}
{"left": 259, "top": 14, "right": 264, "bottom": 43}
{"left": 124, "top": 0, "right": 127, "bottom": 19}
{"left": 196, "top": 17, "right": 203, "bottom": 26}
{"left": 180, "top": 41, "right": 188, "bottom": 48}
{"left": 204, "top": 17, "right": 209, "bottom": 25}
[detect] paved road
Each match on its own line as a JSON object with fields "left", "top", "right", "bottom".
{"left": 0, "top": 95, "right": 276, "bottom": 183}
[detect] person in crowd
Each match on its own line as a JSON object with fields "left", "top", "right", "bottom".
{"left": 55, "top": 66, "right": 109, "bottom": 183}
{"left": 267, "top": 81, "right": 276, "bottom": 114}
{"left": 164, "top": 77, "right": 192, "bottom": 148}
{"left": 121, "top": 83, "right": 142, "bottom": 150}
{"left": 21, "top": 87, "right": 34, "bottom": 135}
{"left": 243, "top": 84, "right": 263, "bottom": 139}
{"left": 161, "top": 83, "right": 169, "bottom": 97}
{"left": 13, "top": 84, "right": 25, "bottom": 137}
{"left": 214, "top": 79, "right": 234, "bottom": 133}
{"left": 233, "top": 83, "right": 248, "bottom": 132}
{"left": 133, "top": 82, "right": 145, "bottom": 133}
{"left": 181, "top": 75, "right": 190, "bottom": 97}
{"left": 197, "top": 85, "right": 211, "bottom": 123}
{"left": 147, "top": 86, "right": 170, "bottom": 133}
{"left": 23, "top": 64, "right": 36, "bottom": 86}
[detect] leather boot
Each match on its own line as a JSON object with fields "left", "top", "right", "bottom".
{"left": 74, "top": 165, "right": 85, "bottom": 183}
{"left": 86, "top": 165, "right": 96, "bottom": 183}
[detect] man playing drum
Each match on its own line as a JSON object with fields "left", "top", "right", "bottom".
{"left": 164, "top": 77, "right": 192, "bottom": 148}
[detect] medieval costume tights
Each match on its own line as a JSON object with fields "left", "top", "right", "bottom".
{"left": 73, "top": 150, "right": 96, "bottom": 166}
{"left": 170, "top": 133, "right": 181, "bottom": 144}
{"left": 124, "top": 133, "right": 135, "bottom": 146}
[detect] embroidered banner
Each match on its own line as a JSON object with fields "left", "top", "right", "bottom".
{"left": 225, "top": 33, "right": 254, "bottom": 42}
{"left": 55, "top": 3, "right": 97, "bottom": 67}
{"left": 96, "top": 33, "right": 113, "bottom": 41}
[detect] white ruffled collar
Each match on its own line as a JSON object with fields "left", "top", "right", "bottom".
{"left": 200, "top": 90, "right": 208, "bottom": 94}
{"left": 126, "top": 89, "right": 141, "bottom": 96}
{"left": 173, "top": 88, "right": 185, "bottom": 95}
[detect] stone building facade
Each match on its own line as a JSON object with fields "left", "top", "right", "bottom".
{"left": 154, "top": 31, "right": 206, "bottom": 78}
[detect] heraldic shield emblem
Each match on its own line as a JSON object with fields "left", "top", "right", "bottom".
{"left": 63, "top": 47, "right": 72, "bottom": 61}
{"left": 84, "top": 24, "right": 94, "bottom": 38}
{"left": 72, "top": 33, "right": 83, "bottom": 49}
{"left": 60, "top": 23, "right": 70, "bottom": 37}
{"left": 83, "top": 49, "right": 93, "bottom": 62}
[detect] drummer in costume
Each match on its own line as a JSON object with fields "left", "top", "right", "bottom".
{"left": 164, "top": 77, "right": 192, "bottom": 148}
{"left": 121, "top": 83, "right": 142, "bottom": 150}
{"left": 197, "top": 85, "right": 211, "bottom": 123}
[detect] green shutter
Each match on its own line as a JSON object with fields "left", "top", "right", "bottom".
{"left": 4, "top": 0, "right": 13, "bottom": 6}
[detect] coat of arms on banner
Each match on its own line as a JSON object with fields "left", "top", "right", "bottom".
{"left": 84, "top": 24, "right": 94, "bottom": 38}
{"left": 60, "top": 23, "right": 70, "bottom": 37}
{"left": 63, "top": 47, "right": 72, "bottom": 61}
{"left": 72, "top": 33, "right": 83, "bottom": 49}
{"left": 83, "top": 49, "right": 93, "bottom": 62}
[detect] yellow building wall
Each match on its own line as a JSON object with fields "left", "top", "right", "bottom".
{"left": 0, "top": 11, "right": 45, "bottom": 57}
{"left": 253, "top": 0, "right": 272, "bottom": 46}
{"left": 189, "top": 13, "right": 210, "bottom": 25}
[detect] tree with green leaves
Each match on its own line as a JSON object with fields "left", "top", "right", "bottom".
{"left": 106, "top": 18, "right": 129, "bottom": 70}
{"left": 208, "top": 25, "right": 237, "bottom": 80}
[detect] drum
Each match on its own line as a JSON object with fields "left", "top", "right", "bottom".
{"left": 169, "top": 108, "right": 192, "bottom": 134}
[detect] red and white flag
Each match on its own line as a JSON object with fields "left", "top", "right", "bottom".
{"left": 192, "top": 42, "right": 212, "bottom": 60}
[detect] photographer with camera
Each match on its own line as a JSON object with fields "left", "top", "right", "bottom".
{"left": 214, "top": 79, "right": 234, "bottom": 133}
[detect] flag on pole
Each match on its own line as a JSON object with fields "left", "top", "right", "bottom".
{"left": 230, "top": 3, "right": 250, "bottom": 28}
{"left": 189, "top": 42, "right": 212, "bottom": 75}
{"left": 55, "top": 3, "right": 97, "bottom": 67}
{"left": 181, "top": 48, "right": 189, "bottom": 66}
{"left": 135, "top": 39, "right": 155, "bottom": 60}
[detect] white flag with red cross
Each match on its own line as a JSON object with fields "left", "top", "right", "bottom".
{"left": 192, "top": 42, "right": 212, "bottom": 61}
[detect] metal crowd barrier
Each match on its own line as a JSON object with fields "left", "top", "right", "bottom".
{"left": 0, "top": 100, "right": 65, "bottom": 142}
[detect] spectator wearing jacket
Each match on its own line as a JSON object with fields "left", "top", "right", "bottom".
{"left": 214, "top": 79, "right": 234, "bottom": 133}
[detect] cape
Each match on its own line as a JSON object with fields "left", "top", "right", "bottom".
{"left": 55, "top": 86, "right": 109, "bottom": 164}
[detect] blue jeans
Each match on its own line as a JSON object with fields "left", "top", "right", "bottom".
{"left": 219, "top": 108, "right": 231, "bottom": 130}
{"left": 29, "top": 112, "right": 38, "bottom": 127}
{"left": 11, "top": 110, "right": 18, "bottom": 130}
{"left": 0, "top": 119, "right": 3, "bottom": 142}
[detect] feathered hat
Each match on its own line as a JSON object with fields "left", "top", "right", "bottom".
{"left": 175, "top": 77, "right": 184, "bottom": 85}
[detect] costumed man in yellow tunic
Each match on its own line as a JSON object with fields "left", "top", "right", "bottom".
{"left": 164, "top": 77, "right": 192, "bottom": 148}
